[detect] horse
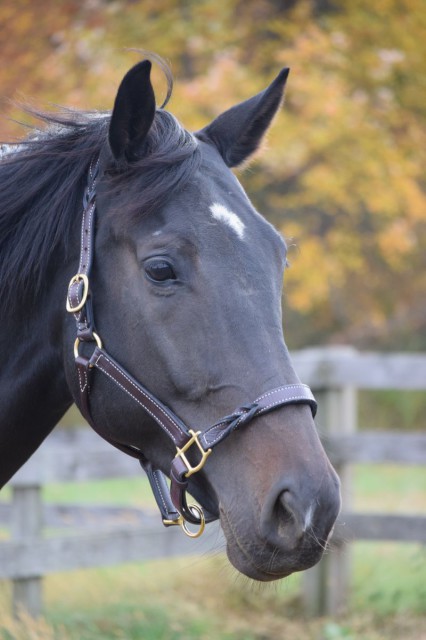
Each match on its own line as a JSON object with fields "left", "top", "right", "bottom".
{"left": 0, "top": 58, "right": 340, "bottom": 581}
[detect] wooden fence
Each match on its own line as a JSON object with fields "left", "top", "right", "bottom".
{"left": 1, "top": 346, "right": 425, "bottom": 618}
{"left": 295, "top": 347, "right": 426, "bottom": 616}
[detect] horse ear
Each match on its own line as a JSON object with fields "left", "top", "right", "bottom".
{"left": 196, "top": 68, "right": 289, "bottom": 168}
{"left": 109, "top": 60, "right": 156, "bottom": 162}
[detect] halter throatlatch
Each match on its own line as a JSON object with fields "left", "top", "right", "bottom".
{"left": 67, "top": 159, "right": 318, "bottom": 538}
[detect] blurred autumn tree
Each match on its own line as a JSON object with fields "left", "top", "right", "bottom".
{"left": 1, "top": 0, "right": 425, "bottom": 349}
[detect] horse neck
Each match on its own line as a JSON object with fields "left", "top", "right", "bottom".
{"left": 0, "top": 266, "right": 73, "bottom": 487}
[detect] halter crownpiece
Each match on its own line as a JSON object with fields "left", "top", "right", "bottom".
{"left": 67, "top": 159, "right": 318, "bottom": 538}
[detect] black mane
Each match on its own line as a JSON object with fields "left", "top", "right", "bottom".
{"left": 0, "top": 107, "right": 200, "bottom": 315}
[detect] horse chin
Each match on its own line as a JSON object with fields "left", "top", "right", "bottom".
{"left": 219, "top": 508, "right": 324, "bottom": 582}
{"left": 226, "top": 543, "right": 293, "bottom": 582}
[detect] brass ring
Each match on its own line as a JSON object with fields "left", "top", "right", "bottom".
{"left": 73, "top": 332, "right": 103, "bottom": 360}
{"left": 180, "top": 504, "right": 205, "bottom": 538}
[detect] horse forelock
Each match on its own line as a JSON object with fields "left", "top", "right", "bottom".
{"left": 104, "top": 109, "right": 201, "bottom": 223}
{"left": 0, "top": 106, "right": 201, "bottom": 316}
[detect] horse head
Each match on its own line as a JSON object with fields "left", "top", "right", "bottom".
{"left": 62, "top": 60, "right": 342, "bottom": 580}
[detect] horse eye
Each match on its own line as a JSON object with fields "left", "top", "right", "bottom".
{"left": 144, "top": 258, "right": 176, "bottom": 283}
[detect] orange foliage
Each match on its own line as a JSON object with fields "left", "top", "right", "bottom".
{"left": 1, "top": 0, "right": 425, "bottom": 348}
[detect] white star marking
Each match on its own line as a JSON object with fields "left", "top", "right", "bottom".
{"left": 210, "top": 202, "right": 246, "bottom": 240}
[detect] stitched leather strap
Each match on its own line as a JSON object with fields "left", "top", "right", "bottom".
{"left": 67, "top": 160, "right": 99, "bottom": 338}
{"left": 200, "top": 384, "right": 317, "bottom": 450}
{"left": 141, "top": 460, "right": 182, "bottom": 524}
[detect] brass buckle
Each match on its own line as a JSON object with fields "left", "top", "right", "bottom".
{"left": 73, "top": 332, "right": 103, "bottom": 360}
{"left": 175, "top": 430, "right": 212, "bottom": 478}
{"left": 66, "top": 273, "right": 89, "bottom": 313}
{"left": 163, "top": 505, "right": 205, "bottom": 538}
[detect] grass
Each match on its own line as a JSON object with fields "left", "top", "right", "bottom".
{"left": 0, "top": 549, "right": 424, "bottom": 639}
{"left": 0, "top": 464, "right": 425, "bottom": 638}
{"left": 352, "top": 542, "right": 425, "bottom": 615}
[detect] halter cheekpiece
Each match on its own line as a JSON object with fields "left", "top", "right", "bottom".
{"left": 67, "top": 159, "right": 318, "bottom": 538}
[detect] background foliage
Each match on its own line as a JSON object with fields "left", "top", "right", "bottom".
{"left": 1, "top": 0, "right": 425, "bottom": 349}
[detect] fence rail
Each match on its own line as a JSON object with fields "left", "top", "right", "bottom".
{"left": 1, "top": 347, "right": 425, "bottom": 618}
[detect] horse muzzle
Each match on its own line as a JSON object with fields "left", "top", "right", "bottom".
{"left": 219, "top": 464, "right": 341, "bottom": 581}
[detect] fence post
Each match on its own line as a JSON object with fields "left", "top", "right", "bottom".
{"left": 11, "top": 484, "right": 43, "bottom": 618}
{"left": 302, "top": 383, "right": 357, "bottom": 616}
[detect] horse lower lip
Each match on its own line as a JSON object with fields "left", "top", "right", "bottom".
{"left": 226, "top": 536, "right": 323, "bottom": 581}
{"left": 225, "top": 535, "right": 293, "bottom": 581}
{"left": 228, "top": 550, "right": 293, "bottom": 582}
{"left": 219, "top": 507, "right": 327, "bottom": 581}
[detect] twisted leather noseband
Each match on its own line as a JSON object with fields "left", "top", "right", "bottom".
{"left": 66, "top": 160, "right": 317, "bottom": 537}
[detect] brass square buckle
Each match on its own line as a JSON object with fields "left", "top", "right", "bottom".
{"left": 175, "top": 429, "right": 212, "bottom": 478}
{"left": 66, "top": 273, "right": 89, "bottom": 313}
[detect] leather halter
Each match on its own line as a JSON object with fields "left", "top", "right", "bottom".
{"left": 66, "top": 159, "right": 317, "bottom": 537}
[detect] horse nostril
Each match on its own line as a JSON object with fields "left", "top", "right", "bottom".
{"left": 260, "top": 482, "right": 309, "bottom": 549}
{"left": 277, "top": 490, "right": 306, "bottom": 541}
{"left": 261, "top": 471, "right": 341, "bottom": 557}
